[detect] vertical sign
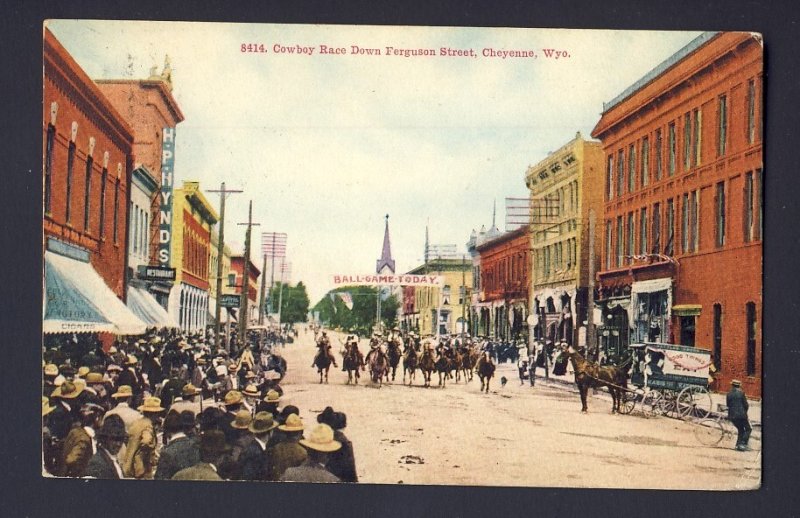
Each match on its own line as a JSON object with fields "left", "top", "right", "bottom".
{"left": 158, "top": 127, "right": 176, "bottom": 266}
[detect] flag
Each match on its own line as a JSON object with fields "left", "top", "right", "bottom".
{"left": 337, "top": 292, "right": 354, "bottom": 310}
{"left": 329, "top": 293, "right": 337, "bottom": 313}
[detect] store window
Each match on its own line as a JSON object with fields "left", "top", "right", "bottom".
{"left": 99, "top": 168, "right": 107, "bottom": 237}
{"left": 679, "top": 315, "right": 696, "bottom": 347}
{"left": 83, "top": 156, "right": 93, "bottom": 232}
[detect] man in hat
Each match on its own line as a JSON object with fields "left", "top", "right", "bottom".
{"left": 57, "top": 402, "right": 104, "bottom": 477}
{"left": 319, "top": 410, "right": 357, "bottom": 483}
{"left": 122, "top": 396, "right": 165, "bottom": 479}
{"left": 43, "top": 363, "right": 60, "bottom": 397}
{"left": 116, "top": 355, "right": 144, "bottom": 404}
{"left": 48, "top": 379, "right": 85, "bottom": 443}
{"left": 84, "top": 372, "right": 111, "bottom": 410}
{"left": 170, "top": 384, "right": 202, "bottom": 417}
{"left": 239, "top": 411, "right": 278, "bottom": 481}
{"left": 727, "top": 379, "right": 752, "bottom": 451}
{"left": 159, "top": 367, "right": 186, "bottom": 408}
{"left": 154, "top": 410, "right": 200, "bottom": 480}
{"left": 86, "top": 414, "right": 127, "bottom": 479}
{"left": 256, "top": 389, "right": 281, "bottom": 418}
{"left": 172, "top": 430, "right": 230, "bottom": 481}
{"left": 269, "top": 414, "right": 308, "bottom": 480}
{"left": 223, "top": 409, "right": 254, "bottom": 480}
{"left": 280, "top": 423, "right": 342, "bottom": 483}
{"left": 104, "top": 385, "right": 143, "bottom": 433}
{"left": 312, "top": 331, "right": 338, "bottom": 368}
{"left": 220, "top": 390, "right": 244, "bottom": 443}
{"left": 242, "top": 384, "right": 261, "bottom": 415}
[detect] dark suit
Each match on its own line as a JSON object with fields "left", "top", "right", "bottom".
{"left": 159, "top": 377, "right": 186, "bottom": 408}
{"left": 239, "top": 439, "right": 271, "bottom": 481}
{"left": 154, "top": 435, "right": 200, "bottom": 480}
{"left": 86, "top": 447, "right": 122, "bottom": 479}
{"left": 726, "top": 387, "right": 752, "bottom": 447}
{"left": 116, "top": 368, "right": 144, "bottom": 397}
{"left": 327, "top": 430, "right": 358, "bottom": 482}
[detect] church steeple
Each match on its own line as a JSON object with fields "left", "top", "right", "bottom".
{"left": 376, "top": 214, "right": 396, "bottom": 274}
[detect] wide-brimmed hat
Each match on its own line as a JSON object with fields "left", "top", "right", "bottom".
{"left": 264, "top": 390, "right": 280, "bottom": 403}
{"left": 243, "top": 384, "right": 260, "bottom": 397}
{"left": 77, "top": 366, "right": 90, "bottom": 377}
{"left": 300, "top": 424, "right": 342, "bottom": 452}
{"left": 44, "top": 364, "right": 58, "bottom": 377}
{"left": 223, "top": 390, "right": 243, "bottom": 406}
{"left": 85, "top": 372, "right": 105, "bottom": 384}
{"left": 244, "top": 371, "right": 257, "bottom": 379}
{"left": 278, "top": 413, "right": 304, "bottom": 432}
{"left": 731, "top": 379, "right": 742, "bottom": 387}
{"left": 231, "top": 409, "right": 253, "bottom": 430}
{"left": 108, "top": 346, "right": 118, "bottom": 353}
{"left": 97, "top": 414, "right": 127, "bottom": 440}
{"left": 111, "top": 385, "right": 133, "bottom": 399}
{"left": 138, "top": 397, "right": 165, "bottom": 413}
{"left": 200, "top": 430, "right": 231, "bottom": 456}
{"left": 125, "top": 355, "right": 138, "bottom": 365}
{"left": 248, "top": 411, "right": 278, "bottom": 434}
{"left": 51, "top": 379, "right": 85, "bottom": 399}
{"left": 181, "top": 384, "right": 200, "bottom": 397}
{"left": 42, "top": 397, "right": 55, "bottom": 417}
{"left": 227, "top": 363, "right": 239, "bottom": 373}
{"left": 106, "top": 363, "right": 123, "bottom": 372}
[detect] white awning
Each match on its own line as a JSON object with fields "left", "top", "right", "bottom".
{"left": 631, "top": 277, "right": 672, "bottom": 294}
{"left": 127, "top": 286, "right": 179, "bottom": 329}
{"left": 44, "top": 251, "right": 147, "bottom": 335}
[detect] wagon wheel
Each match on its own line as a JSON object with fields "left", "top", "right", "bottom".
{"left": 658, "top": 390, "right": 681, "bottom": 419}
{"left": 619, "top": 389, "right": 639, "bottom": 415}
{"left": 677, "top": 385, "right": 713, "bottom": 420}
{"left": 641, "top": 390, "right": 663, "bottom": 418}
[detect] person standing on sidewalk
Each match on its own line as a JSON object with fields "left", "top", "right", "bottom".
{"left": 726, "top": 379, "right": 752, "bottom": 451}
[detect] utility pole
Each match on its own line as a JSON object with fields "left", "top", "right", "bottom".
{"left": 237, "top": 201, "right": 260, "bottom": 344}
{"left": 207, "top": 182, "right": 242, "bottom": 351}
{"left": 587, "top": 208, "right": 597, "bottom": 359}
{"left": 277, "top": 258, "right": 286, "bottom": 325}
{"left": 258, "top": 253, "right": 267, "bottom": 325}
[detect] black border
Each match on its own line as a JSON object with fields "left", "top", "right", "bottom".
{"left": 4, "top": 1, "right": 799, "bottom": 516}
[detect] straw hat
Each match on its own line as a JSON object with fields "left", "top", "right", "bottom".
{"left": 227, "top": 363, "right": 239, "bottom": 373}
{"left": 181, "top": 384, "right": 200, "bottom": 397}
{"left": 264, "top": 390, "right": 280, "bottom": 403}
{"left": 731, "top": 379, "right": 742, "bottom": 387}
{"left": 77, "top": 366, "right": 90, "bottom": 378}
{"left": 278, "top": 413, "right": 304, "bottom": 432}
{"left": 85, "top": 372, "right": 105, "bottom": 384}
{"left": 223, "top": 390, "right": 243, "bottom": 406}
{"left": 244, "top": 371, "right": 257, "bottom": 380}
{"left": 106, "top": 364, "right": 123, "bottom": 372}
{"left": 300, "top": 424, "right": 342, "bottom": 452}
{"left": 111, "top": 385, "right": 133, "bottom": 399}
{"left": 125, "top": 355, "right": 138, "bottom": 365}
{"left": 243, "top": 384, "right": 260, "bottom": 398}
{"left": 42, "top": 397, "right": 55, "bottom": 417}
{"left": 51, "top": 379, "right": 85, "bottom": 399}
{"left": 138, "top": 397, "right": 165, "bottom": 413}
{"left": 108, "top": 346, "right": 118, "bottom": 353}
{"left": 230, "top": 409, "right": 253, "bottom": 430}
{"left": 44, "top": 364, "right": 59, "bottom": 377}
{"left": 248, "top": 411, "right": 278, "bottom": 434}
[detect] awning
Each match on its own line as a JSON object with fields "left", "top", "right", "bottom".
{"left": 44, "top": 251, "right": 147, "bottom": 335}
{"left": 672, "top": 304, "right": 702, "bottom": 316}
{"left": 127, "top": 286, "right": 179, "bottom": 329}
{"left": 631, "top": 277, "right": 672, "bottom": 294}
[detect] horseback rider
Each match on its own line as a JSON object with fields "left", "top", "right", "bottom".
{"left": 311, "top": 331, "right": 338, "bottom": 368}
{"left": 364, "top": 334, "right": 383, "bottom": 365}
{"left": 481, "top": 338, "right": 495, "bottom": 364}
{"left": 342, "top": 335, "right": 364, "bottom": 371}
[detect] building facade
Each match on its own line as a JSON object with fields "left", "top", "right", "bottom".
{"left": 209, "top": 230, "right": 235, "bottom": 324}
{"left": 591, "top": 32, "right": 763, "bottom": 395}
{"left": 474, "top": 226, "right": 530, "bottom": 341}
{"left": 230, "top": 255, "right": 261, "bottom": 325}
{"left": 525, "top": 133, "right": 604, "bottom": 348}
{"left": 168, "top": 181, "right": 219, "bottom": 332}
{"left": 405, "top": 259, "right": 472, "bottom": 336}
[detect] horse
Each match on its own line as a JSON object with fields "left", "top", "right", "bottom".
{"left": 386, "top": 339, "right": 402, "bottom": 382}
{"left": 476, "top": 354, "right": 495, "bottom": 393}
{"left": 434, "top": 353, "right": 451, "bottom": 387}
{"left": 564, "top": 345, "right": 629, "bottom": 413}
{"left": 313, "top": 342, "right": 334, "bottom": 384}
{"left": 342, "top": 342, "right": 364, "bottom": 385}
{"left": 402, "top": 344, "right": 418, "bottom": 386}
{"left": 419, "top": 346, "right": 436, "bottom": 388}
{"left": 367, "top": 347, "right": 389, "bottom": 387}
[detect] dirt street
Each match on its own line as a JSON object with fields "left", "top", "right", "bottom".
{"left": 273, "top": 326, "right": 760, "bottom": 489}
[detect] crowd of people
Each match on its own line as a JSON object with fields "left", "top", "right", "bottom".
{"left": 42, "top": 325, "right": 358, "bottom": 482}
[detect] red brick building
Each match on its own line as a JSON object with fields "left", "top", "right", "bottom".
{"left": 400, "top": 285, "right": 417, "bottom": 332}
{"left": 475, "top": 226, "right": 530, "bottom": 340}
{"left": 231, "top": 256, "right": 261, "bottom": 322}
{"left": 592, "top": 32, "right": 763, "bottom": 396}
{"left": 43, "top": 28, "right": 133, "bottom": 299}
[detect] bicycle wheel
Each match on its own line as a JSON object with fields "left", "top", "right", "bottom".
{"left": 678, "top": 385, "right": 713, "bottom": 420}
{"left": 694, "top": 418, "right": 725, "bottom": 446}
{"left": 642, "top": 390, "right": 663, "bottom": 418}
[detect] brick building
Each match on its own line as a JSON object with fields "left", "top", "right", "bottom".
{"left": 43, "top": 28, "right": 146, "bottom": 336}
{"left": 591, "top": 32, "right": 763, "bottom": 395}
{"left": 230, "top": 255, "right": 261, "bottom": 324}
{"left": 474, "top": 226, "right": 530, "bottom": 341}
{"left": 525, "top": 133, "right": 604, "bottom": 348}
{"left": 405, "top": 259, "right": 472, "bottom": 336}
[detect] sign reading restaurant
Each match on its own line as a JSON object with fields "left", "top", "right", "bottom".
{"left": 137, "top": 265, "right": 177, "bottom": 282}
{"left": 332, "top": 274, "right": 444, "bottom": 287}
{"left": 158, "top": 127, "right": 176, "bottom": 266}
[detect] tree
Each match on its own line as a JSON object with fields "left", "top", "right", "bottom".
{"left": 312, "top": 286, "right": 400, "bottom": 336}
{"left": 270, "top": 281, "right": 310, "bottom": 324}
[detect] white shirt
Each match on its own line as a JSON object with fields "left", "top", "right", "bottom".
{"left": 84, "top": 426, "right": 97, "bottom": 455}
{"left": 254, "top": 436, "right": 268, "bottom": 451}
{"left": 100, "top": 446, "right": 124, "bottom": 479}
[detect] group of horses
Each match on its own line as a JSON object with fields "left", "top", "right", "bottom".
{"left": 319, "top": 335, "right": 497, "bottom": 393}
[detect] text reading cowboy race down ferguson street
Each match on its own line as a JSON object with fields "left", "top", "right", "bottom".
{"left": 241, "top": 43, "right": 571, "bottom": 60}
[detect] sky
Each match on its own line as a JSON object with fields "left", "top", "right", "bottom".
{"left": 46, "top": 20, "right": 702, "bottom": 304}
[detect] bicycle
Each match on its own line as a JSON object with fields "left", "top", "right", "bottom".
{"left": 693, "top": 414, "right": 736, "bottom": 447}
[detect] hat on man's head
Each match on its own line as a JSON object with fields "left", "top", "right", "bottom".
{"left": 731, "top": 379, "right": 742, "bottom": 387}
{"left": 111, "top": 385, "right": 133, "bottom": 399}
{"left": 243, "top": 384, "right": 260, "bottom": 398}
{"left": 223, "top": 390, "right": 243, "bottom": 406}
{"left": 85, "top": 372, "right": 105, "bottom": 384}
{"left": 300, "top": 424, "right": 342, "bottom": 452}
{"left": 278, "top": 413, "right": 304, "bottom": 432}
{"left": 42, "top": 397, "right": 55, "bottom": 417}
{"left": 97, "top": 414, "right": 127, "bottom": 440}
{"left": 44, "top": 364, "right": 58, "bottom": 377}
{"left": 181, "top": 384, "right": 200, "bottom": 397}
{"left": 77, "top": 366, "right": 90, "bottom": 378}
{"left": 51, "top": 379, "right": 85, "bottom": 399}
{"left": 249, "top": 411, "right": 278, "bottom": 434}
{"left": 138, "top": 397, "right": 165, "bottom": 413}
{"left": 264, "top": 390, "right": 280, "bottom": 403}
{"left": 317, "top": 406, "right": 335, "bottom": 426}
{"left": 231, "top": 409, "right": 253, "bottom": 430}
{"left": 199, "top": 430, "right": 231, "bottom": 456}
{"left": 125, "top": 355, "right": 138, "bottom": 365}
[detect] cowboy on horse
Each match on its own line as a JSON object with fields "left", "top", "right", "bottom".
{"left": 364, "top": 333, "right": 383, "bottom": 365}
{"left": 311, "top": 331, "right": 338, "bottom": 369}
{"left": 341, "top": 335, "right": 364, "bottom": 371}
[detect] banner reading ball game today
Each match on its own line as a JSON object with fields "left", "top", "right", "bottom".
{"left": 332, "top": 274, "right": 444, "bottom": 287}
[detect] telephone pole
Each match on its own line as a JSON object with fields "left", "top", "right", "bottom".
{"left": 207, "top": 182, "right": 242, "bottom": 351}
{"left": 237, "top": 201, "right": 261, "bottom": 343}
{"left": 258, "top": 253, "right": 267, "bottom": 325}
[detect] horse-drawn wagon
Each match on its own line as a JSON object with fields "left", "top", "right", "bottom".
{"left": 620, "top": 342, "right": 713, "bottom": 420}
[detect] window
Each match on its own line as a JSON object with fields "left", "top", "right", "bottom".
{"left": 713, "top": 304, "right": 723, "bottom": 371}
{"left": 83, "top": 156, "right": 93, "bottom": 232}
{"left": 45, "top": 125, "right": 55, "bottom": 214}
{"left": 690, "top": 190, "right": 699, "bottom": 252}
{"left": 693, "top": 108, "right": 702, "bottom": 166}
{"left": 684, "top": 112, "right": 692, "bottom": 170}
{"left": 605, "top": 220, "right": 612, "bottom": 269}
{"left": 655, "top": 129, "right": 663, "bottom": 181}
{"left": 616, "top": 216, "right": 623, "bottom": 267}
{"left": 668, "top": 122, "right": 676, "bottom": 176}
{"left": 626, "top": 212, "right": 634, "bottom": 264}
{"left": 744, "top": 171, "right": 754, "bottom": 242}
{"left": 756, "top": 168, "right": 763, "bottom": 240}
{"left": 718, "top": 95, "right": 728, "bottom": 156}
{"left": 665, "top": 199, "right": 675, "bottom": 255}
{"left": 681, "top": 193, "right": 689, "bottom": 253}
{"left": 66, "top": 142, "right": 75, "bottom": 223}
{"left": 641, "top": 137, "right": 649, "bottom": 187}
{"left": 571, "top": 237, "right": 576, "bottom": 268}
{"left": 640, "top": 208, "right": 648, "bottom": 255}
{"left": 617, "top": 150, "right": 624, "bottom": 197}
{"left": 99, "top": 168, "right": 107, "bottom": 237}
{"left": 544, "top": 246, "right": 550, "bottom": 277}
{"left": 747, "top": 79, "right": 756, "bottom": 144}
{"left": 113, "top": 178, "right": 120, "bottom": 243}
{"left": 746, "top": 302, "right": 757, "bottom": 376}
{"left": 628, "top": 143, "right": 636, "bottom": 192}
{"left": 715, "top": 181, "right": 726, "bottom": 247}
{"left": 679, "top": 316, "right": 696, "bottom": 347}
{"left": 652, "top": 203, "right": 661, "bottom": 255}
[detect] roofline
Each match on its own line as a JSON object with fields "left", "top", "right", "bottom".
{"left": 475, "top": 225, "right": 528, "bottom": 252}
{"left": 94, "top": 78, "right": 186, "bottom": 124}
